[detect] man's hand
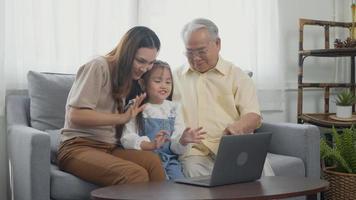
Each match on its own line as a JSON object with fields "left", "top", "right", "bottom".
{"left": 223, "top": 122, "right": 252, "bottom": 135}
{"left": 179, "top": 127, "right": 206, "bottom": 146}
{"left": 223, "top": 113, "right": 261, "bottom": 135}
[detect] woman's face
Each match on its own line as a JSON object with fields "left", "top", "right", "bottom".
{"left": 132, "top": 48, "right": 158, "bottom": 80}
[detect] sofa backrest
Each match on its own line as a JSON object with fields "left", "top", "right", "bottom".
{"left": 27, "top": 71, "right": 75, "bottom": 131}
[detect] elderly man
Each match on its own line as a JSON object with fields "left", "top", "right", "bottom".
{"left": 173, "top": 18, "right": 264, "bottom": 177}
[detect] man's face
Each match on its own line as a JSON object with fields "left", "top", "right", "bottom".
{"left": 184, "top": 28, "right": 220, "bottom": 73}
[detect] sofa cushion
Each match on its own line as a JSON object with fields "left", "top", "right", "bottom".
{"left": 50, "top": 164, "right": 98, "bottom": 200}
{"left": 45, "top": 129, "right": 61, "bottom": 164}
{"left": 27, "top": 71, "right": 75, "bottom": 131}
{"left": 267, "top": 153, "right": 305, "bottom": 177}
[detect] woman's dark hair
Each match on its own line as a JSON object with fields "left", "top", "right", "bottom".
{"left": 106, "top": 26, "right": 161, "bottom": 112}
{"left": 136, "top": 60, "right": 173, "bottom": 135}
{"left": 106, "top": 26, "right": 160, "bottom": 140}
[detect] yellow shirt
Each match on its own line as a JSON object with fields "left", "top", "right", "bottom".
{"left": 173, "top": 57, "right": 261, "bottom": 157}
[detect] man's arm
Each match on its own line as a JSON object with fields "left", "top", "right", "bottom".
{"left": 223, "top": 113, "right": 261, "bottom": 135}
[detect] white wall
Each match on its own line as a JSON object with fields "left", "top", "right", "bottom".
{"left": 262, "top": 0, "right": 352, "bottom": 123}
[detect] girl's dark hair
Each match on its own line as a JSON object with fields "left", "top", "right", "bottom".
{"left": 136, "top": 60, "right": 173, "bottom": 135}
{"left": 106, "top": 26, "right": 161, "bottom": 112}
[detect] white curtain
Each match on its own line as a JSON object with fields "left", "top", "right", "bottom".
{"left": 138, "top": 0, "right": 284, "bottom": 111}
{"left": 334, "top": 0, "right": 353, "bottom": 84}
{"left": 0, "top": 0, "right": 137, "bottom": 114}
{"left": 0, "top": 0, "right": 284, "bottom": 115}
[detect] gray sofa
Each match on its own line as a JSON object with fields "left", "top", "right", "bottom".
{"left": 6, "top": 71, "right": 321, "bottom": 200}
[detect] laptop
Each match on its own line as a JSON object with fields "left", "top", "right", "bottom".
{"left": 174, "top": 132, "right": 272, "bottom": 187}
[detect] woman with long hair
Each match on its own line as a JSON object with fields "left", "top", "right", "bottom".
{"left": 57, "top": 26, "right": 166, "bottom": 186}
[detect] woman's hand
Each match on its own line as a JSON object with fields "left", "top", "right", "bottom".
{"left": 179, "top": 127, "right": 206, "bottom": 146}
{"left": 119, "top": 93, "right": 147, "bottom": 124}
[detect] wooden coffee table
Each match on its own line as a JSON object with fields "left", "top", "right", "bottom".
{"left": 91, "top": 176, "right": 328, "bottom": 200}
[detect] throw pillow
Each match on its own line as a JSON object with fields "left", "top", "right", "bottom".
{"left": 27, "top": 71, "right": 75, "bottom": 130}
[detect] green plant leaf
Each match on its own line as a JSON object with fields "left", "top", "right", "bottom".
{"left": 321, "top": 139, "right": 352, "bottom": 173}
{"left": 335, "top": 89, "right": 356, "bottom": 106}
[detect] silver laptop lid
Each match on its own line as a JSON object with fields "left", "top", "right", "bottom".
{"left": 210, "top": 132, "right": 272, "bottom": 186}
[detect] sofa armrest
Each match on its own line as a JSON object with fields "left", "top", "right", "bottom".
{"left": 8, "top": 124, "right": 50, "bottom": 200}
{"left": 256, "top": 122, "right": 320, "bottom": 178}
{"left": 6, "top": 94, "right": 30, "bottom": 127}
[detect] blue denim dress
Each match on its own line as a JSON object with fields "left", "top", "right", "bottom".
{"left": 139, "top": 109, "right": 185, "bottom": 180}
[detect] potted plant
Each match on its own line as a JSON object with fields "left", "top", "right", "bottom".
{"left": 335, "top": 89, "right": 356, "bottom": 118}
{"left": 320, "top": 126, "right": 356, "bottom": 199}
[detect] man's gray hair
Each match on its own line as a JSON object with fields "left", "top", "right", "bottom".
{"left": 181, "top": 18, "right": 219, "bottom": 44}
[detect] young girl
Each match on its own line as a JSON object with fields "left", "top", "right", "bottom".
{"left": 121, "top": 60, "right": 206, "bottom": 180}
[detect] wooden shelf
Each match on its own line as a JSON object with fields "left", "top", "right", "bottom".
{"left": 297, "top": 19, "right": 356, "bottom": 127}
{"left": 299, "top": 113, "right": 356, "bottom": 128}
{"left": 299, "top": 48, "right": 356, "bottom": 57}
{"left": 299, "top": 83, "right": 356, "bottom": 88}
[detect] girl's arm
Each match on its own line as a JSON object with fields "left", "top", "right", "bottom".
{"left": 170, "top": 103, "right": 191, "bottom": 155}
{"left": 170, "top": 103, "right": 206, "bottom": 154}
{"left": 121, "top": 117, "right": 150, "bottom": 150}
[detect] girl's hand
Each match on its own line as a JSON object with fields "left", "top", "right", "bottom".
{"left": 119, "top": 93, "right": 147, "bottom": 124}
{"left": 179, "top": 127, "right": 206, "bottom": 146}
{"left": 139, "top": 130, "right": 170, "bottom": 151}
{"left": 153, "top": 130, "right": 170, "bottom": 149}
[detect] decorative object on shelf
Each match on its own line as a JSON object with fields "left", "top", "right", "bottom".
{"left": 333, "top": 3, "right": 356, "bottom": 48}
{"left": 321, "top": 126, "right": 356, "bottom": 199}
{"left": 352, "top": 2, "right": 356, "bottom": 40}
{"left": 329, "top": 114, "right": 356, "bottom": 122}
{"left": 334, "top": 37, "right": 356, "bottom": 48}
{"left": 334, "top": 89, "right": 356, "bottom": 119}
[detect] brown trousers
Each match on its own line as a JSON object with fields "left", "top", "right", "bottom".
{"left": 57, "top": 137, "right": 166, "bottom": 186}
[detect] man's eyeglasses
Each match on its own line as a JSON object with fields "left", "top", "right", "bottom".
{"left": 184, "top": 48, "right": 209, "bottom": 58}
{"left": 184, "top": 41, "right": 213, "bottom": 58}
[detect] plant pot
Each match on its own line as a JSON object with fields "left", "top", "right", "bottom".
{"left": 336, "top": 105, "right": 352, "bottom": 118}
{"left": 323, "top": 167, "right": 356, "bottom": 200}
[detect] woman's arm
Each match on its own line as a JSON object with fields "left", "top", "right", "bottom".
{"left": 68, "top": 93, "right": 147, "bottom": 127}
{"left": 121, "top": 118, "right": 151, "bottom": 150}
{"left": 68, "top": 107, "right": 130, "bottom": 126}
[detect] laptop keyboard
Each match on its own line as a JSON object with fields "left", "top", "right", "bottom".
{"left": 190, "top": 176, "right": 211, "bottom": 184}
{"left": 195, "top": 178, "right": 211, "bottom": 184}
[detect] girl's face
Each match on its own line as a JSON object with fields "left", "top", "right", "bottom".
{"left": 145, "top": 68, "right": 172, "bottom": 104}
{"left": 132, "top": 48, "right": 158, "bottom": 80}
